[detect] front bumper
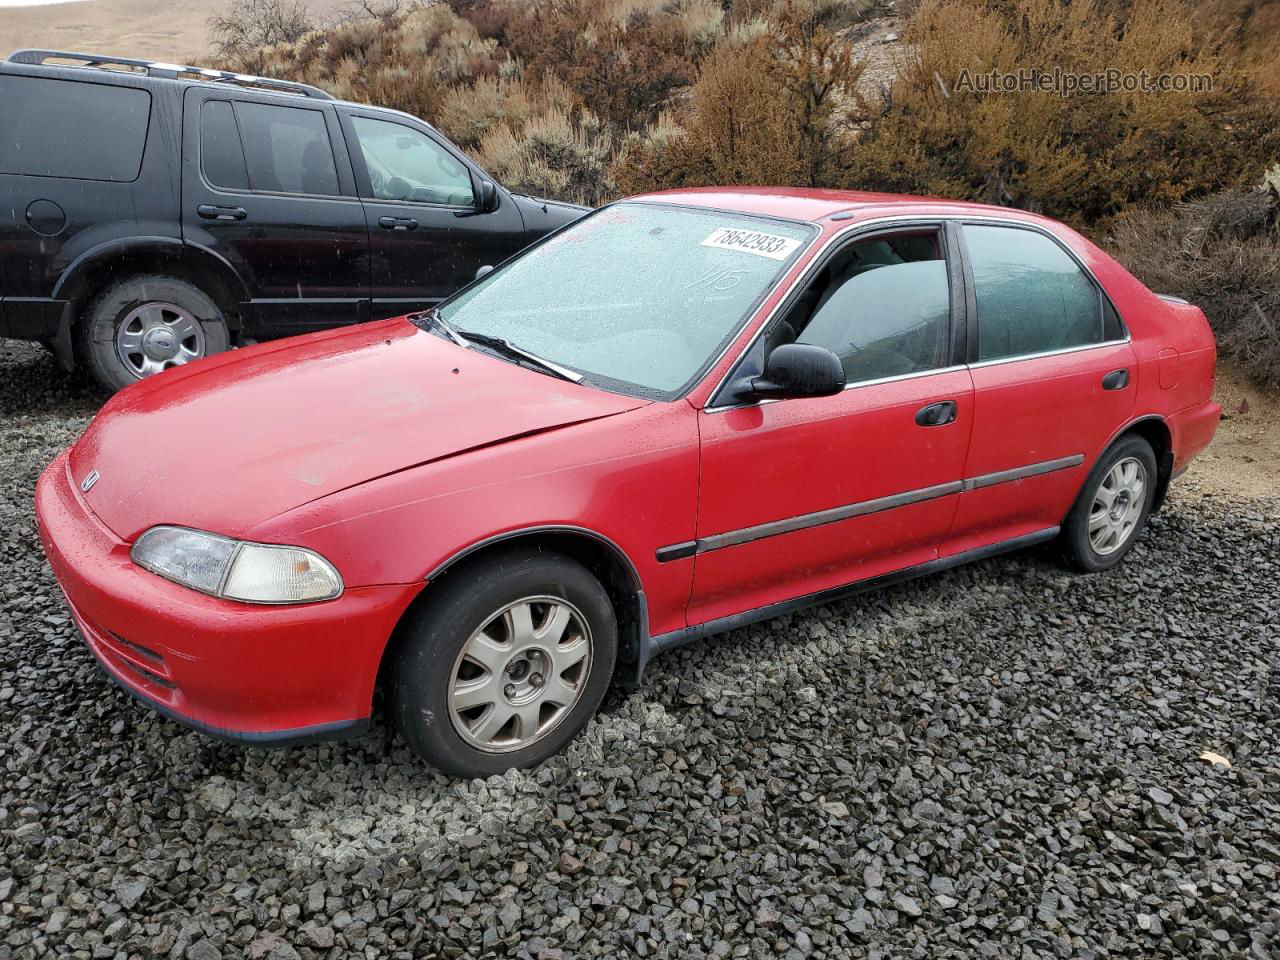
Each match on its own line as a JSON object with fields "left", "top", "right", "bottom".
{"left": 34, "top": 450, "right": 423, "bottom": 743}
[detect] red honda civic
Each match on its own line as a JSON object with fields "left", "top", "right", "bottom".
{"left": 35, "top": 188, "right": 1220, "bottom": 776}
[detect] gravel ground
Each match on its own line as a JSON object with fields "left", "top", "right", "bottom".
{"left": 2, "top": 338, "right": 1278, "bottom": 959}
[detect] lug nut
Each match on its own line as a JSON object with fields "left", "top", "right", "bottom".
{"left": 504, "top": 684, "right": 516, "bottom": 699}
{"left": 530, "top": 673, "right": 544, "bottom": 688}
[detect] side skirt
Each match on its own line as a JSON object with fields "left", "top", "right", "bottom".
{"left": 625, "top": 526, "right": 1059, "bottom": 683}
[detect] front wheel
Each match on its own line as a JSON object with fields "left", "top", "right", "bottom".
{"left": 387, "top": 549, "right": 617, "bottom": 777}
{"left": 78, "top": 275, "right": 230, "bottom": 393}
{"left": 1060, "top": 435, "right": 1158, "bottom": 572}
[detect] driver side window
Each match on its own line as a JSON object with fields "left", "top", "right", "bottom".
{"left": 783, "top": 231, "right": 951, "bottom": 384}
{"left": 351, "top": 116, "right": 475, "bottom": 207}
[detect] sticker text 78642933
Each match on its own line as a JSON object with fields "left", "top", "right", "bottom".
{"left": 701, "top": 227, "right": 803, "bottom": 261}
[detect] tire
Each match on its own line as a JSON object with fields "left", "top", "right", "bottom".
{"left": 1060, "top": 435, "right": 1158, "bottom": 573}
{"left": 387, "top": 549, "right": 617, "bottom": 777}
{"left": 77, "top": 274, "right": 230, "bottom": 393}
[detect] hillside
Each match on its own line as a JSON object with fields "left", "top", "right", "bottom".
{"left": 0, "top": 0, "right": 344, "bottom": 64}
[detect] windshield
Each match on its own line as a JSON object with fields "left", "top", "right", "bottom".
{"left": 437, "top": 203, "right": 815, "bottom": 398}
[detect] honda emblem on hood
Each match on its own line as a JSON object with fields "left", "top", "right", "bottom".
{"left": 81, "top": 470, "right": 100, "bottom": 493}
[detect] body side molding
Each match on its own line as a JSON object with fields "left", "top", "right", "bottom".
{"left": 635, "top": 526, "right": 1060, "bottom": 680}
{"left": 657, "top": 455, "right": 1082, "bottom": 561}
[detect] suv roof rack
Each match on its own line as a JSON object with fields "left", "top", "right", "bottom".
{"left": 5, "top": 49, "right": 335, "bottom": 101}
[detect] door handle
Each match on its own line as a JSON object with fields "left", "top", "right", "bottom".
{"left": 196, "top": 204, "right": 247, "bottom": 221}
{"left": 915, "top": 400, "right": 957, "bottom": 427}
{"left": 378, "top": 216, "right": 419, "bottom": 231}
{"left": 1102, "top": 368, "right": 1130, "bottom": 390}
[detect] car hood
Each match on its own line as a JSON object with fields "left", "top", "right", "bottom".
{"left": 69, "top": 319, "right": 646, "bottom": 540}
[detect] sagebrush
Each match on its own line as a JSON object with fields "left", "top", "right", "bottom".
{"left": 1111, "top": 189, "right": 1280, "bottom": 388}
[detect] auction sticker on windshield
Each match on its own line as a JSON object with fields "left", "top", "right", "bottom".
{"left": 701, "top": 227, "right": 804, "bottom": 261}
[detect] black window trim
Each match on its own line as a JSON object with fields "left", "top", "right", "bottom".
{"left": 955, "top": 218, "right": 1130, "bottom": 367}
{"left": 339, "top": 107, "right": 485, "bottom": 212}
{"left": 196, "top": 94, "right": 353, "bottom": 202}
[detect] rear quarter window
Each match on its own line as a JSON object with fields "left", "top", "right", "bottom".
{"left": 0, "top": 76, "right": 151, "bottom": 182}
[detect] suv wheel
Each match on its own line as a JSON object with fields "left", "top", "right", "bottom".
{"left": 1060, "top": 435, "right": 1158, "bottom": 572}
{"left": 79, "top": 275, "right": 230, "bottom": 392}
{"left": 387, "top": 549, "right": 617, "bottom": 777}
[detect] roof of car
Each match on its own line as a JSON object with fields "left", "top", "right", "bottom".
{"left": 632, "top": 186, "right": 1046, "bottom": 227}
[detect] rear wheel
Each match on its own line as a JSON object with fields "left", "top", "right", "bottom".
{"left": 78, "top": 275, "right": 230, "bottom": 393}
{"left": 1060, "top": 435, "right": 1157, "bottom": 572}
{"left": 387, "top": 549, "right": 617, "bottom": 777}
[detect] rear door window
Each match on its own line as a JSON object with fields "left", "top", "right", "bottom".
{"left": 234, "top": 101, "right": 339, "bottom": 197}
{"left": 965, "top": 224, "right": 1105, "bottom": 362}
{"left": 0, "top": 76, "right": 150, "bottom": 182}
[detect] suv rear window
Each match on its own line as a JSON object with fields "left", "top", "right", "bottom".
{"left": 0, "top": 76, "right": 151, "bottom": 182}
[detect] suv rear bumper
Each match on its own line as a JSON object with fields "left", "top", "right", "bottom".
{"left": 0, "top": 296, "right": 67, "bottom": 339}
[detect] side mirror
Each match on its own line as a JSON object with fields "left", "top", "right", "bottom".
{"left": 476, "top": 179, "right": 499, "bottom": 213}
{"left": 475, "top": 264, "right": 494, "bottom": 280}
{"left": 749, "top": 344, "right": 845, "bottom": 400}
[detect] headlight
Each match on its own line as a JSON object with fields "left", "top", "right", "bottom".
{"left": 130, "top": 526, "right": 343, "bottom": 604}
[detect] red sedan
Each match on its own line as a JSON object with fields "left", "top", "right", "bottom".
{"left": 35, "top": 188, "right": 1220, "bottom": 776}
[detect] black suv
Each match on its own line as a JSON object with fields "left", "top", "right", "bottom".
{"left": 0, "top": 50, "right": 587, "bottom": 391}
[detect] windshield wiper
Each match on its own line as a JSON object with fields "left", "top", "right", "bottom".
{"left": 454, "top": 330, "right": 583, "bottom": 384}
{"left": 411, "top": 307, "right": 469, "bottom": 348}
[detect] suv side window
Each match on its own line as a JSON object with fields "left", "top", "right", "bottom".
{"left": 350, "top": 116, "right": 474, "bottom": 207}
{"left": 790, "top": 232, "right": 951, "bottom": 384}
{"left": 234, "top": 101, "right": 339, "bottom": 197}
{"left": 201, "top": 100, "right": 249, "bottom": 192}
{"left": 0, "top": 76, "right": 150, "bottom": 182}
{"left": 966, "top": 224, "right": 1104, "bottom": 361}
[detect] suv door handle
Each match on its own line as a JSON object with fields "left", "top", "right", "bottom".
{"left": 196, "top": 204, "right": 247, "bottom": 221}
{"left": 378, "top": 216, "right": 419, "bottom": 231}
{"left": 1102, "top": 368, "right": 1130, "bottom": 390}
{"left": 915, "top": 400, "right": 957, "bottom": 427}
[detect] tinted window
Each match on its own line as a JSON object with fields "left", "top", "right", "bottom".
{"left": 0, "top": 76, "right": 150, "bottom": 182}
{"left": 201, "top": 100, "right": 249, "bottom": 191}
{"left": 796, "top": 235, "right": 950, "bottom": 383}
{"left": 966, "top": 225, "right": 1104, "bottom": 361}
{"left": 235, "top": 102, "right": 339, "bottom": 196}
{"left": 351, "top": 116, "right": 474, "bottom": 206}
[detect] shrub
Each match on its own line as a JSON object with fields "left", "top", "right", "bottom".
{"left": 475, "top": 106, "right": 619, "bottom": 205}
{"left": 847, "top": 0, "right": 1280, "bottom": 226}
{"left": 208, "top": 0, "right": 315, "bottom": 59}
{"left": 613, "top": 6, "right": 866, "bottom": 192}
{"left": 1110, "top": 188, "right": 1280, "bottom": 388}
{"left": 500, "top": 0, "right": 703, "bottom": 130}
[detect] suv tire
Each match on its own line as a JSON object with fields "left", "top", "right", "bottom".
{"left": 387, "top": 549, "right": 617, "bottom": 777}
{"left": 79, "top": 275, "right": 230, "bottom": 393}
{"left": 1060, "top": 434, "right": 1158, "bottom": 573}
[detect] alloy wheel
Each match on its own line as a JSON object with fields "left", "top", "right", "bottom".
{"left": 447, "top": 596, "right": 592, "bottom": 753}
{"left": 1088, "top": 456, "right": 1148, "bottom": 556}
{"left": 115, "top": 302, "right": 206, "bottom": 379}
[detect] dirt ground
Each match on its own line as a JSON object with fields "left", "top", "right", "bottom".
{"left": 1193, "top": 362, "right": 1280, "bottom": 500}
{"left": 0, "top": 0, "right": 345, "bottom": 65}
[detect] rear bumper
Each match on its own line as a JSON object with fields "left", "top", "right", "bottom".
{"left": 35, "top": 449, "right": 423, "bottom": 742}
